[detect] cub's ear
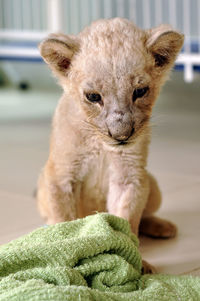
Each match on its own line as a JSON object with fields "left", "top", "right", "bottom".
{"left": 146, "top": 24, "right": 184, "bottom": 69}
{"left": 39, "top": 33, "right": 79, "bottom": 77}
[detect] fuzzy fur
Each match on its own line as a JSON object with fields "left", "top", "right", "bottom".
{"left": 37, "top": 18, "right": 183, "bottom": 239}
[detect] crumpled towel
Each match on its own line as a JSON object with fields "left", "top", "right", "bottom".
{"left": 0, "top": 213, "right": 199, "bottom": 300}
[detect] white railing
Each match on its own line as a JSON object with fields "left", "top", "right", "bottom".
{"left": 0, "top": 0, "right": 200, "bottom": 82}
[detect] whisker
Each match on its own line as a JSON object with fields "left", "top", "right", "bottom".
{"left": 80, "top": 118, "right": 150, "bottom": 150}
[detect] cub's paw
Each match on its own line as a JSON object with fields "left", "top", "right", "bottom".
{"left": 139, "top": 216, "right": 177, "bottom": 239}
{"left": 142, "top": 260, "right": 157, "bottom": 274}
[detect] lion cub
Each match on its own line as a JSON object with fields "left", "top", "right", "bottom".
{"left": 37, "top": 18, "right": 183, "bottom": 240}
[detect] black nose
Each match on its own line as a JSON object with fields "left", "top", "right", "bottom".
{"left": 108, "top": 127, "right": 135, "bottom": 142}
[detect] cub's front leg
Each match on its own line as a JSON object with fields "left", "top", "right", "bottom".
{"left": 37, "top": 159, "right": 80, "bottom": 225}
{"left": 106, "top": 152, "right": 150, "bottom": 236}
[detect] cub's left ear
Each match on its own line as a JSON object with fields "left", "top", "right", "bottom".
{"left": 146, "top": 25, "right": 184, "bottom": 68}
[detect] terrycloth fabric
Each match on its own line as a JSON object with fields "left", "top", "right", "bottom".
{"left": 0, "top": 213, "right": 199, "bottom": 301}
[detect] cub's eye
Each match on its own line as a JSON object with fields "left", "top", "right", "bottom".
{"left": 86, "top": 93, "right": 102, "bottom": 103}
{"left": 132, "top": 86, "right": 149, "bottom": 102}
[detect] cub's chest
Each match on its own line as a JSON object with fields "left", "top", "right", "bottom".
{"left": 75, "top": 152, "right": 109, "bottom": 217}
{"left": 83, "top": 152, "right": 109, "bottom": 194}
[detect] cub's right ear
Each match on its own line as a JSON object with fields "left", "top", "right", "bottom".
{"left": 39, "top": 33, "right": 79, "bottom": 77}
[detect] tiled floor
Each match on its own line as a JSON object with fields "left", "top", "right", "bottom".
{"left": 0, "top": 72, "right": 199, "bottom": 276}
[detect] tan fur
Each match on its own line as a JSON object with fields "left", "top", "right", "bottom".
{"left": 37, "top": 18, "right": 184, "bottom": 240}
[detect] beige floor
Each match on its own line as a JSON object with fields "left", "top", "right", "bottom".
{"left": 0, "top": 72, "right": 199, "bottom": 276}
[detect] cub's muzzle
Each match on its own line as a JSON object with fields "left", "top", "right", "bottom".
{"left": 106, "top": 110, "right": 134, "bottom": 142}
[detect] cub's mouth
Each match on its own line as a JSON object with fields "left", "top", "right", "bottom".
{"left": 117, "top": 141, "right": 128, "bottom": 145}
{"left": 108, "top": 127, "right": 135, "bottom": 145}
{"left": 109, "top": 121, "right": 149, "bottom": 147}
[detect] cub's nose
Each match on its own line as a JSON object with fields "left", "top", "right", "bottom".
{"left": 108, "top": 127, "right": 135, "bottom": 142}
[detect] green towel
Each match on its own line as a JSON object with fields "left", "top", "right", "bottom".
{"left": 0, "top": 213, "right": 199, "bottom": 300}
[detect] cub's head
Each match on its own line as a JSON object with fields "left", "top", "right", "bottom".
{"left": 40, "top": 18, "right": 183, "bottom": 147}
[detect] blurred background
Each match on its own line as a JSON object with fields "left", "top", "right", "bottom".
{"left": 0, "top": 0, "right": 199, "bottom": 275}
